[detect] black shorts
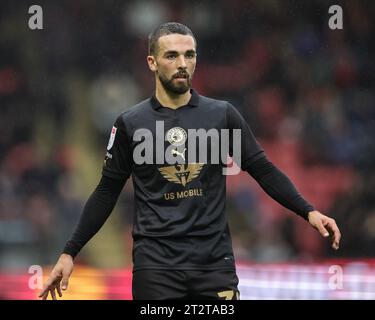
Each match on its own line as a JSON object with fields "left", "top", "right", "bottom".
{"left": 132, "top": 269, "right": 240, "bottom": 300}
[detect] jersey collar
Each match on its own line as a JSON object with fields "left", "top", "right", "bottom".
{"left": 151, "top": 88, "right": 199, "bottom": 110}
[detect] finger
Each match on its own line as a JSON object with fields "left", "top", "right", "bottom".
{"left": 39, "top": 285, "right": 51, "bottom": 298}
{"left": 39, "top": 272, "right": 59, "bottom": 297}
{"left": 325, "top": 221, "right": 341, "bottom": 250}
{"left": 38, "top": 289, "right": 47, "bottom": 298}
{"left": 61, "top": 274, "right": 70, "bottom": 291}
{"left": 332, "top": 228, "right": 341, "bottom": 250}
{"left": 50, "top": 288, "right": 57, "bottom": 300}
{"left": 39, "top": 289, "right": 48, "bottom": 299}
{"left": 39, "top": 281, "right": 53, "bottom": 298}
{"left": 316, "top": 223, "right": 330, "bottom": 238}
{"left": 41, "top": 290, "right": 49, "bottom": 300}
{"left": 56, "top": 283, "right": 62, "bottom": 297}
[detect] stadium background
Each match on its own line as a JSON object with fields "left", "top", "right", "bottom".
{"left": 0, "top": 0, "right": 374, "bottom": 299}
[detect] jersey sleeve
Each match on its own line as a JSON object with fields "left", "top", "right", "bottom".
{"left": 226, "top": 103, "right": 264, "bottom": 170}
{"left": 102, "top": 115, "right": 133, "bottom": 180}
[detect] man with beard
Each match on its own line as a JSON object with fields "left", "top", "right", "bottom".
{"left": 40, "top": 22, "right": 341, "bottom": 300}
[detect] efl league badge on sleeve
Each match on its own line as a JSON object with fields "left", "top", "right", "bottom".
{"left": 107, "top": 126, "right": 117, "bottom": 150}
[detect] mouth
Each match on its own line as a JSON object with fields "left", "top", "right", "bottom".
{"left": 174, "top": 73, "right": 189, "bottom": 80}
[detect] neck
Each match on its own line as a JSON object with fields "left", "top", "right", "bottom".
{"left": 155, "top": 82, "right": 191, "bottom": 109}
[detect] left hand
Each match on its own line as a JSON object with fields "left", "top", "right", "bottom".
{"left": 307, "top": 211, "right": 341, "bottom": 250}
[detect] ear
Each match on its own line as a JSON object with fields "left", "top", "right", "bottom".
{"left": 147, "top": 55, "right": 157, "bottom": 72}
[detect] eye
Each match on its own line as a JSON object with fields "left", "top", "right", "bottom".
{"left": 166, "top": 54, "right": 176, "bottom": 60}
{"left": 186, "top": 53, "right": 196, "bottom": 59}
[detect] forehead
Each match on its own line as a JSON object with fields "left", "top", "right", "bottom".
{"left": 157, "top": 34, "right": 196, "bottom": 53}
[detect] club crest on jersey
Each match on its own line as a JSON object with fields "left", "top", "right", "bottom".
{"left": 166, "top": 127, "right": 187, "bottom": 146}
{"left": 158, "top": 163, "right": 204, "bottom": 187}
{"left": 107, "top": 126, "right": 117, "bottom": 150}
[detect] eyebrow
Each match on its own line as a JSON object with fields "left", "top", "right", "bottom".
{"left": 163, "top": 49, "right": 196, "bottom": 56}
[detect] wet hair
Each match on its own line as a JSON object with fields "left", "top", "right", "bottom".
{"left": 148, "top": 22, "right": 196, "bottom": 56}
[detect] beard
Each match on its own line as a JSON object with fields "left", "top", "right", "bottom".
{"left": 158, "top": 70, "right": 192, "bottom": 94}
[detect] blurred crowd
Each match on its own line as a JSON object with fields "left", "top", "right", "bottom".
{"left": 0, "top": 0, "right": 374, "bottom": 269}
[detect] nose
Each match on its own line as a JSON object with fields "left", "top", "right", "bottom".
{"left": 176, "top": 55, "right": 187, "bottom": 69}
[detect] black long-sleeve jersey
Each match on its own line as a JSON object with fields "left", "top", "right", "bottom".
{"left": 63, "top": 89, "right": 314, "bottom": 271}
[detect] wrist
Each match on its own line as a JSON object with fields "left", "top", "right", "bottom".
{"left": 61, "top": 253, "right": 74, "bottom": 261}
{"left": 307, "top": 210, "right": 321, "bottom": 221}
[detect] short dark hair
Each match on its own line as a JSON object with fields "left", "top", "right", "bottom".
{"left": 148, "top": 22, "right": 196, "bottom": 56}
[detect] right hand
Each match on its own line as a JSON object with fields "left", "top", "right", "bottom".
{"left": 39, "top": 253, "right": 74, "bottom": 300}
